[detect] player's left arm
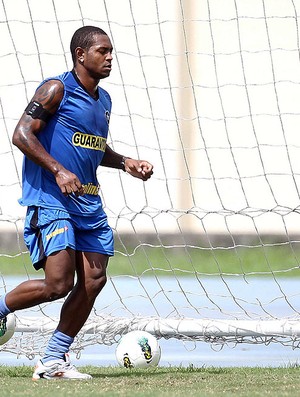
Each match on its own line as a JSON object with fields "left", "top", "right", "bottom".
{"left": 101, "top": 144, "right": 153, "bottom": 181}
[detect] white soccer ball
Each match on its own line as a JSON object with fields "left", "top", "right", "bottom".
{"left": 0, "top": 313, "right": 16, "bottom": 345}
{"left": 116, "top": 330, "right": 161, "bottom": 368}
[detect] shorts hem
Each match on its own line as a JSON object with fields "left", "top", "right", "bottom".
{"left": 32, "top": 243, "right": 76, "bottom": 270}
{"left": 75, "top": 247, "right": 114, "bottom": 256}
{"left": 32, "top": 245, "right": 114, "bottom": 270}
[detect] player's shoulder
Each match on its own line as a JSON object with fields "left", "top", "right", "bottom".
{"left": 37, "top": 72, "right": 67, "bottom": 94}
{"left": 99, "top": 86, "right": 112, "bottom": 104}
{"left": 34, "top": 73, "right": 69, "bottom": 109}
{"left": 40, "top": 71, "right": 76, "bottom": 89}
{"left": 36, "top": 79, "right": 64, "bottom": 103}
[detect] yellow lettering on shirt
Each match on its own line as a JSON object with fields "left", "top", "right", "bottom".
{"left": 72, "top": 132, "right": 107, "bottom": 151}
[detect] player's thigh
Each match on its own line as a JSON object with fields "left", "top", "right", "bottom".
{"left": 43, "top": 247, "right": 77, "bottom": 287}
{"left": 75, "top": 251, "right": 109, "bottom": 280}
{"left": 74, "top": 219, "right": 113, "bottom": 281}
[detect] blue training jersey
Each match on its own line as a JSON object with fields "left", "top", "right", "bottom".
{"left": 19, "top": 70, "right": 112, "bottom": 216}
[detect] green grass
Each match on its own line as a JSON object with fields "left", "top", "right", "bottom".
{"left": 111, "top": 244, "right": 300, "bottom": 277}
{"left": 1, "top": 244, "right": 300, "bottom": 277}
{"left": 0, "top": 365, "right": 300, "bottom": 396}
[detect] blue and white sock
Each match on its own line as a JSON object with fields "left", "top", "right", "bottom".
{"left": 42, "top": 329, "right": 74, "bottom": 363}
{"left": 0, "top": 294, "right": 11, "bottom": 319}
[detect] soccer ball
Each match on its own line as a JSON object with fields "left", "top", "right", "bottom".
{"left": 116, "top": 330, "right": 161, "bottom": 368}
{"left": 0, "top": 313, "right": 16, "bottom": 345}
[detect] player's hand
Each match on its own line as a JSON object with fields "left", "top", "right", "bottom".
{"left": 124, "top": 159, "right": 153, "bottom": 181}
{"left": 55, "top": 168, "right": 84, "bottom": 196}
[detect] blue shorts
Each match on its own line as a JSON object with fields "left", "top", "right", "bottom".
{"left": 24, "top": 206, "right": 114, "bottom": 270}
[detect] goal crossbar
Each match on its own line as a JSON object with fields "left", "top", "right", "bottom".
{"left": 14, "top": 316, "right": 300, "bottom": 339}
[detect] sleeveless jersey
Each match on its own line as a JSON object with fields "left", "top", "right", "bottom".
{"left": 19, "top": 70, "right": 111, "bottom": 216}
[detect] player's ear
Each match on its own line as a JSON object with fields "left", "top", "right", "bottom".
{"left": 75, "top": 47, "right": 85, "bottom": 64}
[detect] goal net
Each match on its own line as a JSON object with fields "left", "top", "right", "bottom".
{"left": 1, "top": 0, "right": 300, "bottom": 359}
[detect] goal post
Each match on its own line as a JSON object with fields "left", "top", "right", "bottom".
{"left": 1, "top": 0, "right": 300, "bottom": 359}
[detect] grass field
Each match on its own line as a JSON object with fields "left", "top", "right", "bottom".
{"left": 0, "top": 365, "right": 300, "bottom": 396}
{"left": 1, "top": 243, "right": 300, "bottom": 277}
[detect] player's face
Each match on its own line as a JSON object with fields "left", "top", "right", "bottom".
{"left": 84, "top": 34, "right": 113, "bottom": 79}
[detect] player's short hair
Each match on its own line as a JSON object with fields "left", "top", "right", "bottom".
{"left": 70, "top": 26, "right": 108, "bottom": 65}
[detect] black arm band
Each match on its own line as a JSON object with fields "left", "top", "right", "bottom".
{"left": 25, "top": 101, "right": 52, "bottom": 123}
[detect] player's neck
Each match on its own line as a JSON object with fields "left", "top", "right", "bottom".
{"left": 73, "top": 67, "right": 99, "bottom": 99}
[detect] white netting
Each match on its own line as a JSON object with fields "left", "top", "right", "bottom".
{"left": 1, "top": 0, "right": 300, "bottom": 357}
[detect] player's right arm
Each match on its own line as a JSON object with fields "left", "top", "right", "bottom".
{"left": 12, "top": 80, "right": 84, "bottom": 197}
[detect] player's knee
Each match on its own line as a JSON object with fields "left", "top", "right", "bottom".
{"left": 88, "top": 274, "right": 107, "bottom": 296}
{"left": 44, "top": 279, "right": 74, "bottom": 301}
{"left": 94, "top": 273, "right": 107, "bottom": 293}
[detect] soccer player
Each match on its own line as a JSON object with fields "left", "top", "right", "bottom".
{"left": 0, "top": 26, "right": 153, "bottom": 380}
